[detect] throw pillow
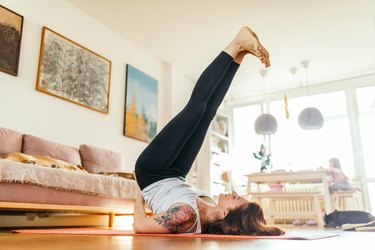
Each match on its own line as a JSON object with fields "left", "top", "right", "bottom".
{"left": 22, "top": 134, "right": 81, "bottom": 165}
{"left": 0, "top": 128, "right": 23, "bottom": 156}
{"left": 79, "top": 144, "right": 122, "bottom": 173}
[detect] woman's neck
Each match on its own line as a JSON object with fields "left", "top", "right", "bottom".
{"left": 197, "top": 197, "right": 217, "bottom": 226}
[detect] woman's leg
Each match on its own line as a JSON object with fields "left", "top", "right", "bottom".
{"left": 135, "top": 26, "right": 269, "bottom": 190}
{"left": 167, "top": 29, "right": 272, "bottom": 176}
{"left": 135, "top": 52, "right": 234, "bottom": 189}
{"left": 166, "top": 50, "right": 255, "bottom": 177}
{"left": 168, "top": 61, "right": 239, "bottom": 176}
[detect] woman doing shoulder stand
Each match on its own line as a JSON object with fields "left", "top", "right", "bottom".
{"left": 133, "top": 26, "right": 284, "bottom": 235}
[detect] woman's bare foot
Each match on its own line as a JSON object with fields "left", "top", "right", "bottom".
{"left": 225, "top": 26, "right": 270, "bottom": 67}
{"left": 234, "top": 49, "right": 266, "bottom": 64}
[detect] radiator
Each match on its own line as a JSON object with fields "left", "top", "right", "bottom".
{"left": 255, "top": 183, "right": 323, "bottom": 224}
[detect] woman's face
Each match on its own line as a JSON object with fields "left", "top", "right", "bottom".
{"left": 217, "top": 191, "right": 248, "bottom": 213}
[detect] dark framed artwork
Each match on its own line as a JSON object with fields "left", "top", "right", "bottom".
{"left": 124, "top": 64, "right": 157, "bottom": 142}
{"left": 36, "top": 27, "right": 111, "bottom": 114}
{"left": 0, "top": 5, "right": 24, "bottom": 76}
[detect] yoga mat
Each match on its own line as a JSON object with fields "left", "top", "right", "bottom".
{"left": 11, "top": 228, "right": 340, "bottom": 240}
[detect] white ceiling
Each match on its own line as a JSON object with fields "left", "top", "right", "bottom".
{"left": 68, "top": 0, "right": 375, "bottom": 100}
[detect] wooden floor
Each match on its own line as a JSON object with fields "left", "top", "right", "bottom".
{"left": 1, "top": 227, "right": 374, "bottom": 250}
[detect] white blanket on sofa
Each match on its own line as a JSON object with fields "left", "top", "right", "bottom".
{"left": 0, "top": 159, "right": 137, "bottom": 199}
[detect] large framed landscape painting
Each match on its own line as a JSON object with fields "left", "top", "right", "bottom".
{"left": 124, "top": 64, "right": 158, "bottom": 142}
{"left": 0, "top": 5, "right": 24, "bottom": 76}
{"left": 36, "top": 27, "right": 111, "bottom": 114}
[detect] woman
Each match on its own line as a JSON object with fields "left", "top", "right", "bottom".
{"left": 328, "top": 158, "right": 352, "bottom": 191}
{"left": 133, "top": 26, "right": 284, "bottom": 235}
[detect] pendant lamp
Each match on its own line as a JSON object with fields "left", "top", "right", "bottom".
{"left": 298, "top": 61, "right": 324, "bottom": 130}
{"left": 254, "top": 70, "right": 278, "bottom": 135}
{"left": 298, "top": 107, "right": 324, "bottom": 129}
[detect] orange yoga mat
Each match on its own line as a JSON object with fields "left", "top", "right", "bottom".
{"left": 11, "top": 228, "right": 340, "bottom": 240}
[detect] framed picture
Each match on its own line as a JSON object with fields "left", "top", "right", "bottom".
{"left": 0, "top": 5, "right": 24, "bottom": 76}
{"left": 124, "top": 64, "right": 158, "bottom": 142}
{"left": 36, "top": 27, "right": 111, "bottom": 114}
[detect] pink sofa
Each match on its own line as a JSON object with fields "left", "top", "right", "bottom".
{"left": 0, "top": 127, "right": 137, "bottom": 227}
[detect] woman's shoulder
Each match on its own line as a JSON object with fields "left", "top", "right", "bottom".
{"left": 163, "top": 203, "right": 198, "bottom": 233}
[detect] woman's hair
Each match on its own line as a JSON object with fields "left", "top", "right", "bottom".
{"left": 329, "top": 157, "right": 341, "bottom": 169}
{"left": 202, "top": 202, "right": 285, "bottom": 235}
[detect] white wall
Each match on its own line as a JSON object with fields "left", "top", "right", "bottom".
{"left": 0, "top": 0, "right": 176, "bottom": 171}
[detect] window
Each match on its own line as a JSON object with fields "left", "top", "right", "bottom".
{"left": 356, "top": 85, "right": 375, "bottom": 212}
{"left": 231, "top": 85, "right": 375, "bottom": 212}
{"left": 269, "top": 91, "right": 355, "bottom": 178}
{"left": 356, "top": 85, "right": 375, "bottom": 178}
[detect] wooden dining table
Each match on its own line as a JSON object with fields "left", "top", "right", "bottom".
{"left": 245, "top": 169, "right": 333, "bottom": 213}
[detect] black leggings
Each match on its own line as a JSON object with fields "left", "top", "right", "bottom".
{"left": 135, "top": 52, "right": 239, "bottom": 190}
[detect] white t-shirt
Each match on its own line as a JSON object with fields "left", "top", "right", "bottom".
{"left": 141, "top": 177, "right": 215, "bottom": 234}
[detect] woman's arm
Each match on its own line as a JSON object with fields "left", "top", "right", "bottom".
{"left": 133, "top": 191, "right": 197, "bottom": 234}
{"left": 133, "top": 189, "right": 148, "bottom": 230}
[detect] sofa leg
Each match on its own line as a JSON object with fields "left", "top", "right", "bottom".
{"left": 108, "top": 212, "right": 115, "bottom": 227}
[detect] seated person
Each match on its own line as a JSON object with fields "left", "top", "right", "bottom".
{"left": 328, "top": 158, "right": 352, "bottom": 192}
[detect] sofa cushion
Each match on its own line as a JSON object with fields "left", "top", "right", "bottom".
{"left": 79, "top": 144, "right": 122, "bottom": 173}
{"left": 0, "top": 128, "right": 23, "bottom": 156}
{"left": 22, "top": 134, "right": 81, "bottom": 165}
